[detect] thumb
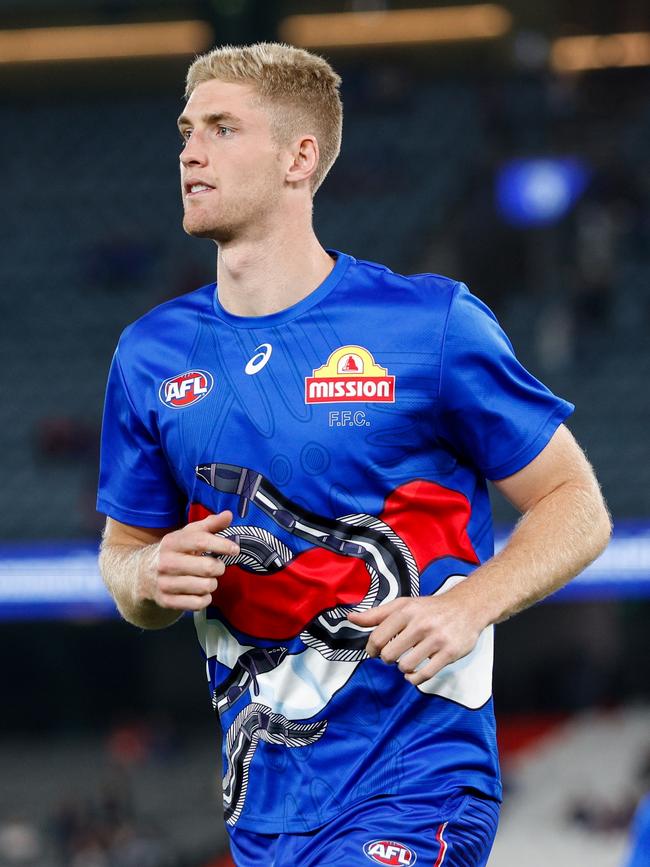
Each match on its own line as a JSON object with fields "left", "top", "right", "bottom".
{"left": 195, "top": 510, "right": 234, "bottom": 532}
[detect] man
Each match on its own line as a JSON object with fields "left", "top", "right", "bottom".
{"left": 97, "top": 42, "right": 611, "bottom": 866}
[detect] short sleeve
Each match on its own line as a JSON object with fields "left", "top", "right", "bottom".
{"left": 437, "top": 282, "right": 574, "bottom": 480}
{"left": 96, "top": 348, "right": 183, "bottom": 527}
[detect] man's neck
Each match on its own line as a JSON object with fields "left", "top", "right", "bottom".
{"left": 215, "top": 223, "right": 335, "bottom": 318}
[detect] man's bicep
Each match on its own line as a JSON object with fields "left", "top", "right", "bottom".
{"left": 492, "top": 424, "right": 599, "bottom": 514}
{"left": 103, "top": 516, "right": 178, "bottom": 548}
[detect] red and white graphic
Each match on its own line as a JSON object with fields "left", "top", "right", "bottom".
{"left": 338, "top": 352, "right": 361, "bottom": 373}
{"left": 159, "top": 369, "right": 214, "bottom": 408}
{"left": 192, "top": 464, "right": 494, "bottom": 827}
{"left": 305, "top": 345, "right": 395, "bottom": 404}
{"left": 363, "top": 840, "right": 418, "bottom": 865}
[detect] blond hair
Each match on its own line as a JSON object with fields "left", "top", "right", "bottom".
{"left": 185, "top": 42, "right": 343, "bottom": 194}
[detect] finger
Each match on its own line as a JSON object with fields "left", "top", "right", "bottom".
{"left": 159, "top": 552, "right": 227, "bottom": 579}
{"left": 158, "top": 592, "right": 214, "bottom": 612}
{"left": 347, "top": 597, "right": 406, "bottom": 626}
{"left": 158, "top": 574, "right": 220, "bottom": 597}
{"left": 202, "top": 534, "right": 241, "bottom": 558}
{"left": 365, "top": 610, "right": 410, "bottom": 658}
{"left": 404, "top": 651, "right": 452, "bottom": 686}
{"left": 396, "top": 640, "right": 436, "bottom": 674}
{"left": 174, "top": 530, "right": 240, "bottom": 557}
{"left": 192, "top": 510, "right": 233, "bottom": 532}
{"left": 379, "top": 629, "right": 422, "bottom": 665}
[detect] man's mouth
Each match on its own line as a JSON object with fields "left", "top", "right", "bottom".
{"left": 185, "top": 181, "right": 215, "bottom": 197}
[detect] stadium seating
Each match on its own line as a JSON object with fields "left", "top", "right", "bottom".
{"left": 1, "top": 74, "right": 648, "bottom": 538}
{"left": 1, "top": 707, "right": 647, "bottom": 866}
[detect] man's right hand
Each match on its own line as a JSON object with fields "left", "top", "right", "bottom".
{"left": 141, "top": 511, "right": 240, "bottom": 612}
{"left": 100, "top": 512, "right": 240, "bottom": 627}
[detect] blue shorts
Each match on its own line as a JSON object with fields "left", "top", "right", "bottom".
{"left": 228, "top": 790, "right": 500, "bottom": 866}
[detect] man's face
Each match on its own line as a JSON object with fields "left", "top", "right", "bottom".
{"left": 178, "top": 79, "right": 286, "bottom": 242}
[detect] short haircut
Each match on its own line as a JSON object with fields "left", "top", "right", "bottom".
{"left": 185, "top": 42, "right": 343, "bottom": 194}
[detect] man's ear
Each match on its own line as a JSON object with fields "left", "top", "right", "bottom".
{"left": 285, "top": 135, "right": 320, "bottom": 186}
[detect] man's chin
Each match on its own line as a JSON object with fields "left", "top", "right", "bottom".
{"left": 183, "top": 217, "right": 233, "bottom": 242}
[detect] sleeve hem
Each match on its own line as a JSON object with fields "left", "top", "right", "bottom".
{"left": 436, "top": 280, "right": 463, "bottom": 402}
{"left": 484, "top": 401, "right": 575, "bottom": 481}
{"left": 96, "top": 497, "right": 181, "bottom": 529}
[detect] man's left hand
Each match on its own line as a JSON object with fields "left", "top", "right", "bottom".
{"left": 347, "top": 592, "right": 485, "bottom": 686}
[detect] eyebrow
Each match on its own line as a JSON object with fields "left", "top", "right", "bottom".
{"left": 176, "top": 111, "right": 243, "bottom": 130}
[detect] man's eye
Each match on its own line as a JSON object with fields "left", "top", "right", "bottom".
{"left": 180, "top": 129, "right": 192, "bottom": 143}
{"left": 217, "top": 126, "right": 233, "bottom": 137}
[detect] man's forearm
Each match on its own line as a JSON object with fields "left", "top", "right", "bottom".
{"left": 349, "top": 426, "right": 612, "bottom": 685}
{"left": 99, "top": 541, "right": 183, "bottom": 630}
{"left": 461, "top": 478, "right": 612, "bottom": 628}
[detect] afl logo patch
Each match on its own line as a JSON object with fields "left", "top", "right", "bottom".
{"left": 159, "top": 370, "right": 214, "bottom": 408}
{"left": 363, "top": 840, "right": 417, "bottom": 865}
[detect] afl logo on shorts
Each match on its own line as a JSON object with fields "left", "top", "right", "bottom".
{"left": 159, "top": 370, "right": 214, "bottom": 408}
{"left": 363, "top": 840, "right": 417, "bottom": 865}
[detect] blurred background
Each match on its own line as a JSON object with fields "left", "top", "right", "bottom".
{"left": 1, "top": 0, "right": 649, "bottom": 865}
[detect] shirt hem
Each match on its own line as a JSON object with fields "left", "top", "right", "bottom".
{"left": 229, "top": 779, "right": 503, "bottom": 835}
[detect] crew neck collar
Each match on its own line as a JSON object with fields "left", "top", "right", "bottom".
{"left": 212, "top": 250, "right": 353, "bottom": 329}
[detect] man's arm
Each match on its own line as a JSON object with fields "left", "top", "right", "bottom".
{"left": 348, "top": 424, "right": 612, "bottom": 684}
{"left": 99, "top": 512, "right": 239, "bottom": 630}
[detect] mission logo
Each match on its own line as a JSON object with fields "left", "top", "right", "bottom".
{"left": 363, "top": 840, "right": 417, "bottom": 865}
{"left": 305, "top": 345, "right": 395, "bottom": 404}
{"left": 159, "top": 369, "right": 214, "bottom": 408}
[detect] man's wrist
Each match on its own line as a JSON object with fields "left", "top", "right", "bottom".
{"left": 449, "top": 567, "right": 503, "bottom": 631}
{"left": 132, "top": 543, "right": 160, "bottom": 608}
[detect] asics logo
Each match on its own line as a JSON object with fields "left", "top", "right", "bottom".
{"left": 245, "top": 343, "right": 273, "bottom": 375}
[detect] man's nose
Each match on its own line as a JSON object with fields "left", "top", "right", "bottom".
{"left": 180, "top": 131, "right": 208, "bottom": 167}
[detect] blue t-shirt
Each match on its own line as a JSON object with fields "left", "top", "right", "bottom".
{"left": 625, "top": 794, "right": 650, "bottom": 867}
{"left": 97, "top": 251, "right": 573, "bottom": 833}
